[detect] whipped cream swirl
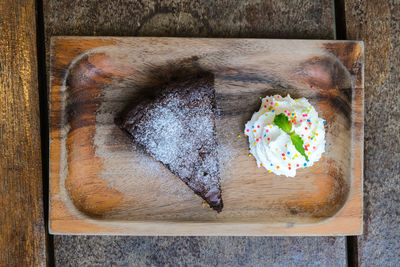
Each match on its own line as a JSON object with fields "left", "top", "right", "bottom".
{"left": 245, "top": 94, "right": 326, "bottom": 177}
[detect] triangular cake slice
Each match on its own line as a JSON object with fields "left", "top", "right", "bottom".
{"left": 116, "top": 73, "right": 223, "bottom": 212}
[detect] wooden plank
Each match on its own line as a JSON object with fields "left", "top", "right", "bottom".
{"left": 44, "top": 0, "right": 347, "bottom": 265}
{"left": 44, "top": 0, "right": 335, "bottom": 38}
{"left": 344, "top": 1, "right": 400, "bottom": 266}
{"left": 0, "top": 0, "right": 47, "bottom": 266}
{"left": 49, "top": 37, "right": 363, "bottom": 236}
{"left": 54, "top": 235, "right": 347, "bottom": 266}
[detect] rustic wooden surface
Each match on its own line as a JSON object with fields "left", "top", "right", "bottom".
{"left": 54, "top": 235, "right": 347, "bottom": 266}
{"left": 43, "top": 0, "right": 351, "bottom": 266}
{"left": 49, "top": 37, "right": 363, "bottom": 236}
{"left": 345, "top": 1, "right": 400, "bottom": 266}
{"left": 44, "top": 0, "right": 334, "bottom": 38}
{"left": 0, "top": 0, "right": 47, "bottom": 266}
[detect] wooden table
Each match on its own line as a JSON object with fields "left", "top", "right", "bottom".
{"left": 1, "top": 0, "right": 399, "bottom": 266}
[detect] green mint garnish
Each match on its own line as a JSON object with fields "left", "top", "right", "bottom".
{"left": 273, "top": 113, "right": 308, "bottom": 161}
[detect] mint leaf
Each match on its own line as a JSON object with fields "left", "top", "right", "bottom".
{"left": 290, "top": 134, "right": 308, "bottom": 161}
{"left": 273, "top": 113, "right": 292, "bottom": 134}
{"left": 273, "top": 113, "right": 308, "bottom": 161}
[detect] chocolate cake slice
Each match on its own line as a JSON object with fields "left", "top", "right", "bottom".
{"left": 116, "top": 73, "right": 223, "bottom": 212}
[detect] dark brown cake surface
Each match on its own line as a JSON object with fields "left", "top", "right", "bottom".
{"left": 116, "top": 73, "right": 223, "bottom": 212}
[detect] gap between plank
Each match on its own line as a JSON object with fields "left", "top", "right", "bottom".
{"left": 334, "top": 0, "right": 359, "bottom": 266}
{"left": 35, "top": 0, "right": 55, "bottom": 265}
{"left": 347, "top": 236, "right": 359, "bottom": 267}
{"left": 334, "top": 0, "right": 347, "bottom": 40}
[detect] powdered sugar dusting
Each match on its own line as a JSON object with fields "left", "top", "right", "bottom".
{"left": 130, "top": 90, "right": 219, "bottom": 192}
{"left": 118, "top": 74, "right": 222, "bottom": 210}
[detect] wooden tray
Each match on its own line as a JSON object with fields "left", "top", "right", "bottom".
{"left": 49, "top": 37, "right": 363, "bottom": 235}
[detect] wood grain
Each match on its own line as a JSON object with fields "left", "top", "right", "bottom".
{"left": 44, "top": 0, "right": 334, "bottom": 38}
{"left": 49, "top": 37, "right": 363, "bottom": 236}
{"left": 345, "top": 0, "right": 400, "bottom": 266}
{"left": 0, "top": 0, "right": 47, "bottom": 266}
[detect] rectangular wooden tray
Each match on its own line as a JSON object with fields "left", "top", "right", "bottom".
{"left": 49, "top": 37, "right": 363, "bottom": 235}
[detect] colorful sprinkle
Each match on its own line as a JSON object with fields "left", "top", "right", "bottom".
{"left": 288, "top": 167, "right": 291, "bottom": 170}
{"left": 295, "top": 99, "right": 299, "bottom": 102}
{"left": 246, "top": 129, "right": 249, "bottom": 132}
{"left": 304, "top": 163, "right": 307, "bottom": 166}
{"left": 254, "top": 130, "right": 256, "bottom": 132}
{"left": 238, "top": 134, "right": 241, "bottom": 138}
{"left": 267, "top": 138, "right": 270, "bottom": 141}
{"left": 311, "top": 85, "right": 314, "bottom": 88}
{"left": 287, "top": 151, "right": 290, "bottom": 154}
{"left": 249, "top": 154, "right": 252, "bottom": 157}
{"left": 257, "top": 125, "right": 260, "bottom": 128}
{"left": 272, "top": 110, "right": 275, "bottom": 112}
{"left": 268, "top": 170, "right": 272, "bottom": 173}
{"left": 323, "top": 120, "right": 326, "bottom": 124}
{"left": 282, "top": 153, "right": 285, "bottom": 156}
{"left": 270, "top": 163, "right": 273, "bottom": 166}
{"left": 252, "top": 126, "right": 254, "bottom": 128}
{"left": 283, "top": 157, "right": 286, "bottom": 160}
{"left": 276, "top": 166, "right": 280, "bottom": 169}
{"left": 275, "top": 103, "right": 279, "bottom": 106}
{"left": 296, "top": 164, "right": 299, "bottom": 167}
{"left": 253, "top": 142, "right": 256, "bottom": 145}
